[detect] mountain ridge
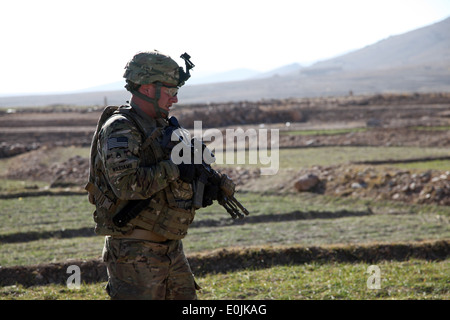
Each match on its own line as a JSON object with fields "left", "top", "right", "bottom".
{"left": 1, "top": 16, "right": 449, "bottom": 107}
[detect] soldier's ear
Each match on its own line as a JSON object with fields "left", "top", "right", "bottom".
{"left": 139, "top": 84, "right": 156, "bottom": 97}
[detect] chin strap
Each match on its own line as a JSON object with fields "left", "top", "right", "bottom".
{"left": 130, "top": 82, "right": 168, "bottom": 118}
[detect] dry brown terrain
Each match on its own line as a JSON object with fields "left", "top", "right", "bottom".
{"left": 1, "top": 92, "right": 450, "bottom": 206}
{"left": 2, "top": 92, "right": 450, "bottom": 152}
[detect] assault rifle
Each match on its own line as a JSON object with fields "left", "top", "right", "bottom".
{"left": 164, "top": 117, "right": 250, "bottom": 219}
{"left": 112, "top": 117, "right": 249, "bottom": 228}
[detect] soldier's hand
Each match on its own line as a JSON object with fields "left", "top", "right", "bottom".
{"left": 202, "top": 183, "right": 219, "bottom": 207}
{"left": 177, "top": 163, "right": 196, "bottom": 183}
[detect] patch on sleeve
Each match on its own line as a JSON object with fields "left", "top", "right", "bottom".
{"left": 108, "top": 137, "right": 128, "bottom": 149}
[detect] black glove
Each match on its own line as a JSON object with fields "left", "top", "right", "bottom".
{"left": 202, "top": 183, "right": 220, "bottom": 207}
{"left": 177, "top": 163, "right": 196, "bottom": 183}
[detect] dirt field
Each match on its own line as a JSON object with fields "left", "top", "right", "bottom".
{"left": 1, "top": 92, "right": 450, "bottom": 204}
{"left": 1, "top": 93, "right": 450, "bottom": 153}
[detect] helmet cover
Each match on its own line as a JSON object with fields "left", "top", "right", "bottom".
{"left": 123, "top": 50, "right": 180, "bottom": 87}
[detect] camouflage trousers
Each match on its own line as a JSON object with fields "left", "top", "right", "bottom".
{"left": 102, "top": 236, "right": 198, "bottom": 300}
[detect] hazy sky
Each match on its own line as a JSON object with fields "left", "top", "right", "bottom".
{"left": 1, "top": 0, "right": 449, "bottom": 96}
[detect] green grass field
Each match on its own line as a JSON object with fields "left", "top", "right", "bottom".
{"left": 0, "top": 144, "right": 449, "bottom": 300}
{"left": 213, "top": 146, "right": 450, "bottom": 171}
{"left": 1, "top": 190, "right": 449, "bottom": 267}
{"left": 2, "top": 259, "right": 448, "bottom": 300}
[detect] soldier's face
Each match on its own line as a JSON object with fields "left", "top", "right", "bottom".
{"left": 139, "top": 83, "right": 178, "bottom": 115}
{"left": 159, "top": 85, "right": 178, "bottom": 112}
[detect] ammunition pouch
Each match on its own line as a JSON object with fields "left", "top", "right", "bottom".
{"left": 85, "top": 181, "right": 116, "bottom": 210}
{"left": 129, "top": 193, "right": 195, "bottom": 240}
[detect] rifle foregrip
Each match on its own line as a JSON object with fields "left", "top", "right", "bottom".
{"left": 220, "top": 174, "right": 235, "bottom": 197}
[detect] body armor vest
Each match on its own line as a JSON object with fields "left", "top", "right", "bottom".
{"left": 85, "top": 105, "right": 195, "bottom": 240}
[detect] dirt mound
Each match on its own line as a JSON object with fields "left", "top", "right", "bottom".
{"left": 170, "top": 92, "right": 450, "bottom": 128}
{"left": 172, "top": 101, "right": 305, "bottom": 128}
{"left": 4, "top": 148, "right": 89, "bottom": 187}
{"left": 290, "top": 165, "right": 450, "bottom": 206}
{"left": 188, "top": 240, "right": 449, "bottom": 275}
{"left": 49, "top": 156, "right": 90, "bottom": 188}
{"left": 279, "top": 127, "right": 450, "bottom": 148}
{"left": 0, "top": 259, "right": 106, "bottom": 287}
{"left": 0, "top": 142, "right": 40, "bottom": 158}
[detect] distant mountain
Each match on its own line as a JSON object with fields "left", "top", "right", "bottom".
{"left": 251, "top": 63, "right": 303, "bottom": 79}
{"left": 178, "top": 16, "right": 450, "bottom": 103}
{"left": 1, "top": 17, "right": 449, "bottom": 107}
{"left": 77, "top": 80, "right": 126, "bottom": 93}
{"left": 188, "top": 68, "right": 261, "bottom": 85}
{"left": 303, "top": 16, "right": 450, "bottom": 74}
{"left": 77, "top": 68, "right": 263, "bottom": 91}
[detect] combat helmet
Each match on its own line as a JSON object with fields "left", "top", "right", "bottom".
{"left": 123, "top": 50, "right": 194, "bottom": 118}
{"left": 124, "top": 50, "right": 194, "bottom": 88}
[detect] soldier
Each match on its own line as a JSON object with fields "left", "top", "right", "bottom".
{"left": 85, "top": 50, "right": 201, "bottom": 299}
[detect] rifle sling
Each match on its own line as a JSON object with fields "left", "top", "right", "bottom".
{"left": 112, "top": 196, "right": 154, "bottom": 228}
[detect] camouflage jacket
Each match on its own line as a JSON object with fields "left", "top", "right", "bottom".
{"left": 87, "top": 104, "right": 196, "bottom": 239}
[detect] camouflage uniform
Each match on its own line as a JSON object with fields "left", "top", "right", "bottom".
{"left": 86, "top": 51, "right": 199, "bottom": 300}
{"left": 102, "top": 237, "right": 197, "bottom": 300}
